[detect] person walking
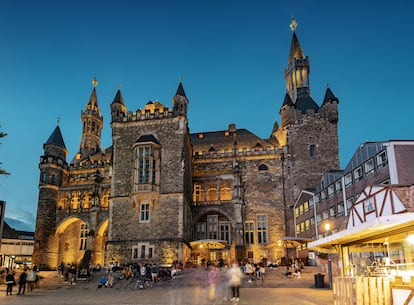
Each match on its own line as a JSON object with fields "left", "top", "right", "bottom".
{"left": 5, "top": 270, "right": 16, "bottom": 296}
{"left": 227, "top": 262, "right": 243, "bottom": 302}
{"left": 17, "top": 269, "right": 28, "bottom": 295}
{"left": 208, "top": 265, "right": 219, "bottom": 303}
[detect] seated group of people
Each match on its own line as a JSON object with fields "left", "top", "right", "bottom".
{"left": 98, "top": 274, "right": 114, "bottom": 288}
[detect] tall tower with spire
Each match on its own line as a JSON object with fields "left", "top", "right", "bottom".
{"left": 77, "top": 78, "right": 103, "bottom": 160}
{"left": 275, "top": 19, "right": 340, "bottom": 237}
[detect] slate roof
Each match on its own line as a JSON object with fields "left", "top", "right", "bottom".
{"left": 45, "top": 126, "right": 66, "bottom": 148}
{"left": 322, "top": 87, "right": 339, "bottom": 106}
{"left": 135, "top": 134, "right": 161, "bottom": 145}
{"left": 191, "top": 128, "right": 274, "bottom": 152}
{"left": 111, "top": 89, "right": 125, "bottom": 105}
{"left": 176, "top": 82, "right": 187, "bottom": 98}
{"left": 295, "top": 96, "right": 320, "bottom": 114}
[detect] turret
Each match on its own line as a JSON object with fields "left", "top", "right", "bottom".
{"left": 110, "top": 89, "right": 126, "bottom": 122}
{"left": 172, "top": 82, "right": 188, "bottom": 116}
{"left": 320, "top": 87, "right": 339, "bottom": 123}
{"left": 77, "top": 78, "right": 103, "bottom": 160}
{"left": 33, "top": 123, "right": 68, "bottom": 268}
{"left": 279, "top": 93, "right": 296, "bottom": 127}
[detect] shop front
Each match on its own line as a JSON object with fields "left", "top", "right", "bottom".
{"left": 309, "top": 185, "right": 414, "bottom": 305}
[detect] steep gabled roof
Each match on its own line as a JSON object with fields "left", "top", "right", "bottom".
{"left": 45, "top": 126, "right": 66, "bottom": 148}
{"left": 176, "top": 82, "right": 187, "bottom": 98}
{"left": 322, "top": 87, "right": 339, "bottom": 106}
{"left": 111, "top": 89, "right": 125, "bottom": 105}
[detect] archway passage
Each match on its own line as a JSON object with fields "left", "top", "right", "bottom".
{"left": 55, "top": 217, "right": 108, "bottom": 268}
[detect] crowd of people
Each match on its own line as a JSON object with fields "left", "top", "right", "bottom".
{"left": 1, "top": 264, "right": 40, "bottom": 296}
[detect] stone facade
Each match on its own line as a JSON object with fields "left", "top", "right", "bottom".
{"left": 32, "top": 27, "right": 341, "bottom": 269}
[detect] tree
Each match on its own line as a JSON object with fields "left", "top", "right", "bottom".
{"left": 0, "top": 130, "right": 9, "bottom": 176}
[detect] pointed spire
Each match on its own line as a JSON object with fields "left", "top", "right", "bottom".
{"left": 87, "top": 87, "right": 99, "bottom": 110}
{"left": 322, "top": 87, "right": 339, "bottom": 105}
{"left": 288, "top": 32, "right": 305, "bottom": 64}
{"left": 112, "top": 89, "right": 125, "bottom": 105}
{"left": 176, "top": 82, "right": 187, "bottom": 98}
{"left": 45, "top": 125, "right": 66, "bottom": 148}
{"left": 282, "top": 93, "right": 295, "bottom": 108}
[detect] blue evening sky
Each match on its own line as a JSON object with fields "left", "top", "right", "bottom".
{"left": 0, "top": 1, "right": 413, "bottom": 231}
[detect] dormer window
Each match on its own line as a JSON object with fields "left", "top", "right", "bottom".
{"left": 198, "top": 133, "right": 204, "bottom": 139}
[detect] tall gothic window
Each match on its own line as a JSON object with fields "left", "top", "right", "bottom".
{"left": 244, "top": 221, "right": 254, "bottom": 244}
{"left": 133, "top": 136, "right": 161, "bottom": 192}
{"left": 80, "top": 223, "right": 89, "bottom": 250}
{"left": 257, "top": 215, "right": 268, "bottom": 244}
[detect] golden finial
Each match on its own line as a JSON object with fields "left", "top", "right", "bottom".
{"left": 289, "top": 17, "right": 297, "bottom": 32}
{"left": 92, "top": 77, "right": 98, "bottom": 87}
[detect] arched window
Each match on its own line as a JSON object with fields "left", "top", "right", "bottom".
{"left": 258, "top": 164, "right": 269, "bottom": 171}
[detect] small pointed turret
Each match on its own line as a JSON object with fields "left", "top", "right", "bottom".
{"left": 44, "top": 125, "right": 68, "bottom": 160}
{"left": 173, "top": 81, "right": 189, "bottom": 116}
{"left": 111, "top": 89, "right": 127, "bottom": 122}
{"left": 320, "top": 87, "right": 339, "bottom": 123}
{"left": 322, "top": 87, "right": 339, "bottom": 106}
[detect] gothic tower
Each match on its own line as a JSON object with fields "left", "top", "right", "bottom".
{"left": 107, "top": 82, "right": 193, "bottom": 264}
{"left": 76, "top": 77, "right": 104, "bottom": 161}
{"left": 276, "top": 19, "right": 340, "bottom": 237}
{"left": 32, "top": 124, "right": 68, "bottom": 267}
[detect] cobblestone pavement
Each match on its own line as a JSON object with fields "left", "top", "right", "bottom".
{"left": 0, "top": 267, "right": 334, "bottom": 305}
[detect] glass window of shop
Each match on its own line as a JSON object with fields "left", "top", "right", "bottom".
{"left": 341, "top": 229, "right": 414, "bottom": 281}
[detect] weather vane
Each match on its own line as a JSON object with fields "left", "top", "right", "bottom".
{"left": 92, "top": 77, "right": 98, "bottom": 87}
{"left": 57, "top": 116, "right": 60, "bottom": 126}
{"left": 290, "top": 17, "right": 297, "bottom": 32}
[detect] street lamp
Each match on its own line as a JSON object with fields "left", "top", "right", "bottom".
{"left": 324, "top": 223, "right": 331, "bottom": 237}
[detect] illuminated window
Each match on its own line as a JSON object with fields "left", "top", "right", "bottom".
{"left": 80, "top": 223, "right": 89, "bottom": 250}
{"left": 245, "top": 221, "right": 254, "bottom": 244}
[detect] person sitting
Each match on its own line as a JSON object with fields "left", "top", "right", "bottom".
{"left": 284, "top": 267, "right": 292, "bottom": 277}
{"left": 105, "top": 274, "right": 114, "bottom": 287}
{"left": 98, "top": 275, "right": 107, "bottom": 288}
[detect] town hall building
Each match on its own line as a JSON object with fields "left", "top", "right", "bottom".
{"left": 32, "top": 20, "right": 341, "bottom": 269}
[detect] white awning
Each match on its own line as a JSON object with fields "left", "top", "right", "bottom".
{"left": 308, "top": 213, "right": 414, "bottom": 253}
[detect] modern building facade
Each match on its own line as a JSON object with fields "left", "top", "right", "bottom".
{"left": 32, "top": 21, "right": 341, "bottom": 269}
{"left": 294, "top": 141, "right": 414, "bottom": 263}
